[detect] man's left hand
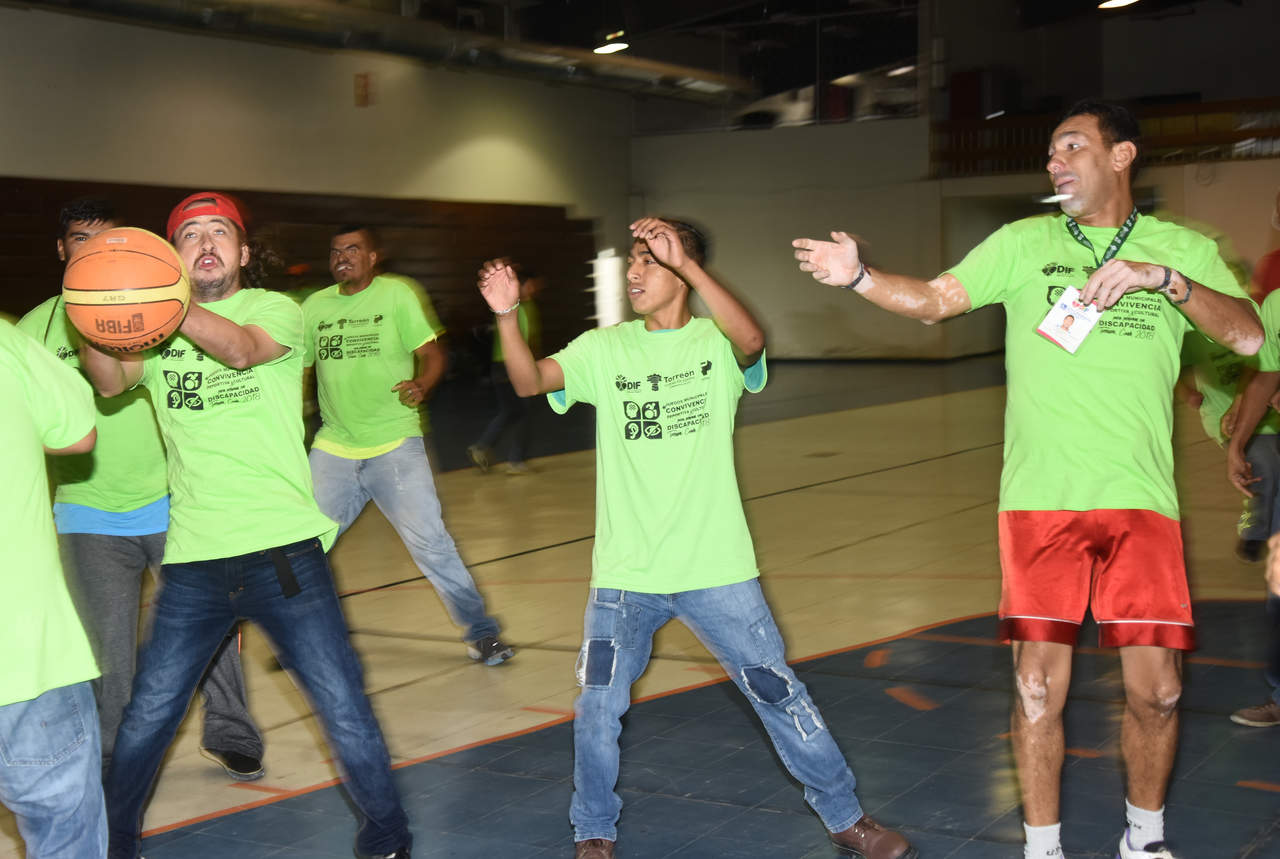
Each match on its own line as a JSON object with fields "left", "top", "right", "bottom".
{"left": 1079, "top": 259, "right": 1165, "bottom": 310}
{"left": 393, "top": 379, "right": 427, "bottom": 407}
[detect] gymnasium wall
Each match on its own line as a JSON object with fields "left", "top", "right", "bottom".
{"left": 0, "top": 4, "right": 632, "bottom": 337}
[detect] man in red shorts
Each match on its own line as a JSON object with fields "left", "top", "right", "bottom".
{"left": 792, "top": 100, "right": 1263, "bottom": 859}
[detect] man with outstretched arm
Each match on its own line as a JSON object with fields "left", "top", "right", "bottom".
{"left": 81, "top": 192, "right": 411, "bottom": 859}
{"left": 793, "top": 100, "right": 1261, "bottom": 859}
{"left": 480, "top": 216, "right": 917, "bottom": 859}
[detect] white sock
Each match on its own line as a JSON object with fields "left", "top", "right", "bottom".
{"left": 1024, "top": 821, "right": 1062, "bottom": 858}
{"left": 1125, "top": 798, "right": 1165, "bottom": 847}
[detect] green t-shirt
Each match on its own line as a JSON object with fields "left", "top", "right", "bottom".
{"left": 17, "top": 296, "right": 168, "bottom": 512}
{"left": 0, "top": 321, "right": 98, "bottom": 706}
{"left": 548, "top": 318, "right": 766, "bottom": 593}
{"left": 492, "top": 301, "right": 541, "bottom": 362}
{"left": 303, "top": 274, "right": 443, "bottom": 447}
{"left": 948, "top": 212, "right": 1249, "bottom": 519}
{"left": 1185, "top": 290, "right": 1280, "bottom": 444}
{"left": 140, "top": 289, "right": 337, "bottom": 563}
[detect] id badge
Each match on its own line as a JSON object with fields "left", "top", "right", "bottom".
{"left": 1037, "top": 286, "right": 1100, "bottom": 354}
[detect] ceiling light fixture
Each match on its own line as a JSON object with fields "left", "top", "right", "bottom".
{"left": 1097, "top": 0, "right": 1139, "bottom": 8}
{"left": 594, "top": 29, "right": 629, "bottom": 54}
{"left": 886, "top": 65, "right": 916, "bottom": 77}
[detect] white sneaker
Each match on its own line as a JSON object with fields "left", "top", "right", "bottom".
{"left": 1117, "top": 828, "right": 1177, "bottom": 858}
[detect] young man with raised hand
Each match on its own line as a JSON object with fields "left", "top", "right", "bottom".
{"left": 479, "top": 217, "right": 916, "bottom": 859}
{"left": 793, "top": 100, "right": 1263, "bottom": 859}
{"left": 80, "top": 193, "right": 411, "bottom": 859}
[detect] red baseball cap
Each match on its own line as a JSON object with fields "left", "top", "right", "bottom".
{"left": 166, "top": 192, "right": 247, "bottom": 241}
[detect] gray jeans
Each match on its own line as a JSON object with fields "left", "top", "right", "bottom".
{"left": 58, "top": 531, "right": 263, "bottom": 769}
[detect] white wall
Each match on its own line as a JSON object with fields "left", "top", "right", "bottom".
{"left": 0, "top": 6, "right": 634, "bottom": 244}
{"left": 631, "top": 119, "right": 1006, "bottom": 359}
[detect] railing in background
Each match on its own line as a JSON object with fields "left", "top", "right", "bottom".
{"left": 932, "top": 97, "right": 1280, "bottom": 178}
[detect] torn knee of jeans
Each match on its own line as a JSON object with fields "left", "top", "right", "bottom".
{"left": 576, "top": 638, "right": 617, "bottom": 687}
{"left": 786, "top": 699, "right": 826, "bottom": 740}
{"left": 742, "top": 664, "right": 792, "bottom": 705}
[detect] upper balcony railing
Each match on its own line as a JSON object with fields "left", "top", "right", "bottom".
{"left": 932, "top": 97, "right": 1280, "bottom": 179}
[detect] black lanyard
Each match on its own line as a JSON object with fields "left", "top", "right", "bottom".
{"left": 1064, "top": 207, "right": 1139, "bottom": 268}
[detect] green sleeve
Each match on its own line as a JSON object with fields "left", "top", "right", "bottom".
{"left": 546, "top": 328, "right": 599, "bottom": 413}
{"left": 945, "top": 224, "right": 1021, "bottom": 311}
{"left": 393, "top": 278, "right": 442, "bottom": 352}
{"left": 11, "top": 324, "right": 95, "bottom": 449}
{"left": 301, "top": 294, "right": 317, "bottom": 367}
{"left": 246, "top": 292, "right": 304, "bottom": 360}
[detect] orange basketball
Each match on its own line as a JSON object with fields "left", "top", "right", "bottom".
{"left": 63, "top": 227, "right": 190, "bottom": 353}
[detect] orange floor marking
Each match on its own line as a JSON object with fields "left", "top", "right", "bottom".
{"left": 863, "top": 648, "right": 891, "bottom": 668}
{"left": 1237, "top": 780, "right": 1280, "bottom": 793}
{"left": 229, "top": 782, "right": 292, "bottom": 795}
{"left": 886, "top": 686, "right": 939, "bottom": 711}
{"left": 996, "top": 732, "right": 1011, "bottom": 739}
{"left": 1065, "top": 748, "right": 1103, "bottom": 759}
{"left": 521, "top": 705, "right": 574, "bottom": 716}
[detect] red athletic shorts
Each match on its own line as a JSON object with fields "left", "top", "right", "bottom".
{"left": 997, "top": 509, "right": 1195, "bottom": 650}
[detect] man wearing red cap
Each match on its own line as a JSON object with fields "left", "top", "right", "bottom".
{"left": 81, "top": 192, "right": 411, "bottom": 859}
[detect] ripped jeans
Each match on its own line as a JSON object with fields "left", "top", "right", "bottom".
{"left": 570, "top": 580, "right": 861, "bottom": 842}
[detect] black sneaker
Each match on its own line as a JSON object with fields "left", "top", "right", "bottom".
{"left": 358, "top": 850, "right": 409, "bottom": 859}
{"left": 467, "top": 636, "right": 514, "bottom": 666}
{"left": 1236, "top": 538, "right": 1266, "bottom": 563}
{"left": 199, "top": 747, "right": 265, "bottom": 781}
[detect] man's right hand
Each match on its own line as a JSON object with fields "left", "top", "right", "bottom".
{"left": 792, "top": 231, "right": 862, "bottom": 287}
{"left": 478, "top": 259, "right": 520, "bottom": 313}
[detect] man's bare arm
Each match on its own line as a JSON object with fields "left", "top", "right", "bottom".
{"left": 80, "top": 342, "right": 144, "bottom": 397}
{"left": 1079, "top": 261, "right": 1263, "bottom": 356}
{"left": 392, "top": 339, "right": 448, "bottom": 407}
{"left": 1226, "top": 370, "right": 1280, "bottom": 496}
{"left": 792, "top": 231, "right": 971, "bottom": 324}
{"left": 631, "top": 217, "right": 764, "bottom": 363}
{"left": 180, "top": 303, "right": 288, "bottom": 369}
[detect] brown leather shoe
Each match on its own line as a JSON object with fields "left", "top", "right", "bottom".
{"left": 830, "top": 815, "right": 917, "bottom": 859}
{"left": 574, "top": 838, "right": 615, "bottom": 859}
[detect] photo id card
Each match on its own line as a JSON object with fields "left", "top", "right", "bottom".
{"left": 1037, "top": 286, "right": 1101, "bottom": 354}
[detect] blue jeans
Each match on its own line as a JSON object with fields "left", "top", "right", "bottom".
{"left": 1240, "top": 434, "right": 1280, "bottom": 541}
{"left": 0, "top": 681, "right": 107, "bottom": 858}
{"left": 104, "top": 539, "right": 409, "bottom": 859}
{"left": 310, "top": 437, "right": 499, "bottom": 642}
{"left": 570, "top": 580, "right": 862, "bottom": 842}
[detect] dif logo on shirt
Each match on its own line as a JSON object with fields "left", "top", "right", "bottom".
{"left": 318, "top": 334, "right": 344, "bottom": 360}
{"left": 623, "top": 401, "right": 662, "bottom": 441}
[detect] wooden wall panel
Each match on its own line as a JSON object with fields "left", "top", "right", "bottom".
{"left": 0, "top": 177, "right": 598, "bottom": 371}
